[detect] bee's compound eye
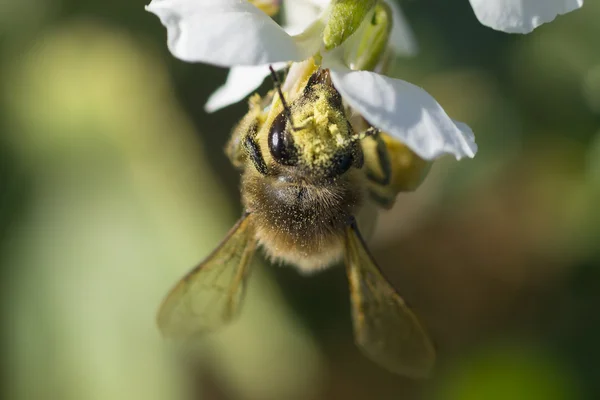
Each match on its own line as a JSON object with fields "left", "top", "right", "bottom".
{"left": 268, "top": 112, "right": 298, "bottom": 166}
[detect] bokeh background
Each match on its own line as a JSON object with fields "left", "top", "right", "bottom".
{"left": 1, "top": 0, "right": 599, "bottom": 399}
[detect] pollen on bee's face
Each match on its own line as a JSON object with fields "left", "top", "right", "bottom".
{"left": 291, "top": 87, "right": 353, "bottom": 170}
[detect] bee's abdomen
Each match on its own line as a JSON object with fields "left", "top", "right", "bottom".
{"left": 242, "top": 170, "right": 364, "bottom": 272}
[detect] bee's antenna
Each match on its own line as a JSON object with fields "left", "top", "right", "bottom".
{"left": 269, "top": 65, "right": 300, "bottom": 131}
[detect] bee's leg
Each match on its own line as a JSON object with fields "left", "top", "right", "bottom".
{"left": 363, "top": 128, "right": 391, "bottom": 186}
{"left": 243, "top": 134, "right": 269, "bottom": 175}
{"left": 367, "top": 191, "right": 396, "bottom": 209}
{"left": 360, "top": 128, "right": 397, "bottom": 208}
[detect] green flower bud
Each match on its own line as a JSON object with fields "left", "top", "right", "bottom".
{"left": 323, "top": 0, "right": 378, "bottom": 51}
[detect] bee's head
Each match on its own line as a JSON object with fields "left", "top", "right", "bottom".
{"left": 267, "top": 70, "right": 363, "bottom": 180}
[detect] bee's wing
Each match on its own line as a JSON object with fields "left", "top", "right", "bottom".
{"left": 344, "top": 223, "right": 436, "bottom": 378}
{"left": 157, "top": 213, "right": 258, "bottom": 338}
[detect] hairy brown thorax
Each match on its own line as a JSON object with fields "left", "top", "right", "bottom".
{"left": 242, "top": 167, "right": 365, "bottom": 271}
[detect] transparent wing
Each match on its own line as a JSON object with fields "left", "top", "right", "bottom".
{"left": 157, "top": 214, "right": 258, "bottom": 338}
{"left": 344, "top": 222, "right": 436, "bottom": 377}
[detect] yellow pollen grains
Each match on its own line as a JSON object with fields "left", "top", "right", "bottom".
{"left": 249, "top": 0, "right": 281, "bottom": 17}
{"left": 292, "top": 87, "right": 352, "bottom": 170}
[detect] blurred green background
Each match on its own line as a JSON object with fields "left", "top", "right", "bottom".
{"left": 1, "top": 1, "right": 599, "bottom": 399}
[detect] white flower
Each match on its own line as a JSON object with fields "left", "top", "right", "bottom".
{"left": 469, "top": 0, "right": 583, "bottom": 33}
{"left": 204, "top": 0, "right": 417, "bottom": 113}
{"left": 146, "top": 0, "right": 476, "bottom": 161}
{"left": 204, "top": 0, "right": 328, "bottom": 113}
{"left": 195, "top": 0, "right": 585, "bottom": 112}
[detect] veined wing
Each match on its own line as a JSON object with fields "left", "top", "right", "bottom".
{"left": 344, "top": 221, "right": 436, "bottom": 377}
{"left": 157, "top": 213, "right": 257, "bottom": 338}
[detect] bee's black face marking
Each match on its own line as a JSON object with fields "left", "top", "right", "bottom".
{"left": 268, "top": 112, "right": 298, "bottom": 166}
{"left": 244, "top": 134, "right": 268, "bottom": 175}
{"left": 329, "top": 151, "right": 354, "bottom": 177}
{"left": 351, "top": 138, "right": 365, "bottom": 169}
{"left": 327, "top": 140, "right": 364, "bottom": 178}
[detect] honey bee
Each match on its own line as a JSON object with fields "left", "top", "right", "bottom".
{"left": 158, "top": 64, "right": 435, "bottom": 377}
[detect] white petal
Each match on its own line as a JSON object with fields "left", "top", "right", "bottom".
{"left": 469, "top": 0, "right": 583, "bottom": 34}
{"left": 325, "top": 59, "right": 477, "bottom": 160}
{"left": 286, "top": 2, "right": 331, "bottom": 59}
{"left": 282, "top": 0, "right": 327, "bottom": 33}
{"left": 307, "top": 0, "right": 330, "bottom": 7}
{"left": 281, "top": 58, "right": 318, "bottom": 99}
{"left": 205, "top": 63, "right": 287, "bottom": 112}
{"left": 385, "top": 0, "right": 418, "bottom": 56}
{"left": 452, "top": 120, "right": 478, "bottom": 155}
{"left": 146, "top": 0, "right": 305, "bottom": 66}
